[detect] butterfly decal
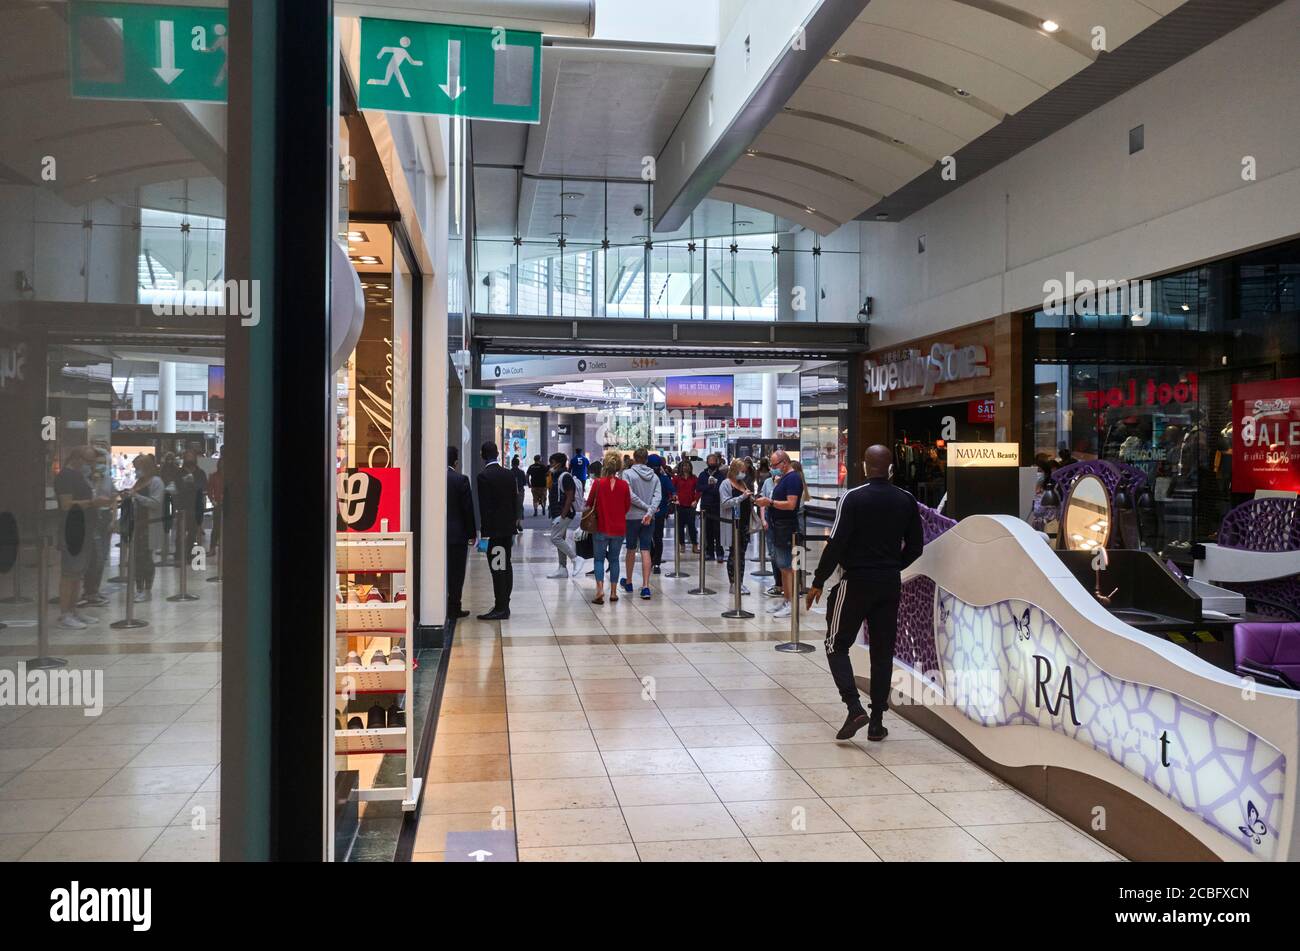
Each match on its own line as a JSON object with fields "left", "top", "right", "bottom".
{"left": 1238, "top": 800, "right": 1267, "bottom": 846}
{"left": 1012, "top": 606, "right": 1032, "bottom": 642}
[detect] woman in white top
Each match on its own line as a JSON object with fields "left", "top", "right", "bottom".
{"left": 718, "top": 460, "right": 753, "bottom": 595}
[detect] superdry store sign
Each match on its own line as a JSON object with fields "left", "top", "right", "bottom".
{"left": 865, "top": 343, "right": 989, "bottom": 402}
{"left": 1233, "top": 379, "right": 1300, "bottom": 493}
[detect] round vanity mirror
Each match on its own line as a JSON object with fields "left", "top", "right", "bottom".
{"left": 1063, "top": 475, "right": 1111, "bottom": 551}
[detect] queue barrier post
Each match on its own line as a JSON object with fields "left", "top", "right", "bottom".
{"left": 663, "top": 508, "right": 689, "bottom": 579}
{"left": 207, "top": 505, "right": 222, "bottom": 582}
{"left": 721, "top": 510, "right": 754, "bottom": 619}
{"left": 0, "top": 542, "right": 34, "bottom": 604}
{"left": 28, "top": 533, "right": 67, "bottom": 669}
{"left": 775, "top": 538, "right": 814, "bottom": 654}
{"left": 167, "top": 509, "right": 199, "bottom": 602}
{"left": 751, "top": 523, "right": 772, "bottom": 579}
{"left": 687, "top": 508, "right": 715, "bottom": 596}
{"left": 111, "top": 497, "right": 149, "bottom": 630}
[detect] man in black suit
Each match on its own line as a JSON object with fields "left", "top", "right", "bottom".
{"left": 475, "top": 441, "right": 518, "bottom": 620}
{"left": 446, "top": 445, "right": 476, "bottom": 620}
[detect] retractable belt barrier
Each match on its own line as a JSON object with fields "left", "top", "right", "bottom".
{"left": 111, "top": 496, "right": 148, "bottom": 630}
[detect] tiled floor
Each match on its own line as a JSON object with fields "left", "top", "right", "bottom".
{"left": 416, "top": 531, "right": 1122, "bottom": 862}
{"left": 0, "top": 548, "right": 221, "bottom": 862}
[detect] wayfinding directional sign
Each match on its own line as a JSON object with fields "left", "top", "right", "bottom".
{"left": 358, "top": 19, "right": 541, "bottom": 123}
{"left": 69, "top": 2, "right": 228, "bottom": 103}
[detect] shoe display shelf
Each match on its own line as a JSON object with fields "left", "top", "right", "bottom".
{"left": 334, "top": 532, "right": 421, "bottom": 811}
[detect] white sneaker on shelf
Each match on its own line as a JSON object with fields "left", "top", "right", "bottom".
{"left": 770, "top": 602, "right": 792, "bottom": 619}
{"left": 57, "top": 614, "right": 87, "bottom": 630}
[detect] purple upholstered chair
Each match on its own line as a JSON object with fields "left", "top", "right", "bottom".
{"left": 1234, "top": 623, "right": 1300, "bottom": 690}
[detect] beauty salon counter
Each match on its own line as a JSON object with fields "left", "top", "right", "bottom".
{"left": 851, "top": 515, "right": 1297, "bottom": 862}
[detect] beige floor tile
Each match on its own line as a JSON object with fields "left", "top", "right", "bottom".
{"left": 22, "top": 827, "right": 164, "bottom": 862}
{"left": 62, "top": 724, "right": 169, "bottom": 747}
{"left": 705, "top": 769, "right": 818, "bottom": 803}
{"left": 425, "top": 754, "right": 511, "bottom": 784}
{"left": 966, "top": 822, "right": 1120, "bottom": 862}
{"left": 650, "top": 690, "right": 729, "bottom": 708}
{"left": 0, "top": 833, "right": 42, "bottom": 860}
{"left": 582, "top": 708, "right": 670, "bottom": 730}
{"left": 890, "top": 763, "right": 1003, "bottom": 794}
{"left": 726, "top": 798, "right": 851, "bottom": 837}
{"left": 140, "top": 825, "right": 218, "bottom": 861}
{"left": 823, "top": 793, "right": 956, "bottom": 832}
{"left": 860, "top": 738, "right": 966, "bottom": 766}
{"left": 438, "top": 713, "right": 509, "bottom": 734}
{"left": 593, "top": 728, "right": 683, "bottom": 751}
{"left": 924, "top": 790, "right": 1056, "bottom": 826}
{"left": 636, "top": 838, "right": 759, "bottom": 862}
{"left": 862, "top": 826, "right": 1000, "bottom": 861}
{"left": 28, "top": 745, "right": 146, "bottom": 771}
{"left": 718, "top": 688, "right": 801, "bottom": 706}
{"left": 55, "top": 794, "right": 189, "bottom": 831}
{"left": 578, "top": 693, "right": 657, "bottom": 710}
{"left": 502, "top": 667, "right": 573, "bottom": 683}
{"left": 513, "top": 777, "right": 618, "bottom": 811}
{"left": 751, "top": 721, "right": 843, "bottom": 745}
{"left": 510, "top": 751, "right": 607, "bottom": 780}
{"left": 797, "top": 766, "right": 913, "bottom": 798}
{"left": 126, "top": 742, "right": 220, "bottom": 769}
{"left": 565, "top": 665, "right": 638, "bottom": 680}
{"left": 732, "top": 704, "right": 823, "bottom": 725}
{"left": 505, "top": 693, "right": 585, "bottom": 713}
{"left": 432, "top": 732, "right": 510, "bottom": 756}
{"left": 687, "top": 745, "right": 787, "bottom": 772}
{"left": 509, "top": 730, "right": 597, "bottom": 754}
{"left": 0, "top": 799, "right": 84, "bottom": 835}
{"left": 770, "top": 742, "right": 875, "bottom": 769}
{"left": 421, "top": 780, "right": 513, "bottom": 816}
{"left": 748, "top": 832, "right": 881, "bottom": 862}
{"left": 515, "top": 807, "right": 631, "bottom": 849}
{"left": 601, "top": 749, "right": 700, "bottom": 776}
{"left": 504, "top": 680, "right": 579, "bottom": 697}
{"left": 518, "top": 844, "right": 640, "bottom": 862}
{"left": 672, "top": 724, "right": 766, "bottom": 748}
{"left": 506, "top": 711, "right": 589, "bottom": 732}
{"left": 610, "top": 773, "right": 720, "bottom": 807}
{"left": 658, "top": 706, "right": 748, "bottom": 727}
{"left": 621, "top": 802, "right": 744, "bottom": 842}
{"left": 1, "top": 768, "right": 117, "bottom": 800}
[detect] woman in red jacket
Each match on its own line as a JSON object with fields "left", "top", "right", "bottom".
{"left": 672, "top": 459, "right": 700, "bottom": 553}
{"left": 588, "top": 450, "right": 632, "bottom": 604}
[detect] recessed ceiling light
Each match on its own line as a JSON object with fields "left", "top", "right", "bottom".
{"left": 1041, "top": 19, "right": 1060, "bottom": 33}
{"left": 953, "top": 88, "right": 971, "bottom": 98}
{"left": 735, "top": 220, "right": 752, "bottom": 227}
{"left": 555, "top": 213, "right": 575, "bottom": 220}
{"left": 744, "top": 149, "right": 757, "bottom": 157}
{"left": 875, "top": 213, "right": 889, "bottom": 220}
{"left": 804, "top": 206, "right": 816, "bottom": 214}
{"left": 560, "top": 192, "right": 584, "bottom": 200}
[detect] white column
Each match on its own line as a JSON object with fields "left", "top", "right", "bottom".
{"left": 761, "top": 371, "right": 777, "bottom": 439}
{"left": 158, "top": 361, "right": 177, "bottom": 433}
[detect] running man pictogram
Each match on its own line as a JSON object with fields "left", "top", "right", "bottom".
{"left": 366, "top": 35, "right": 422, "bottom": 98}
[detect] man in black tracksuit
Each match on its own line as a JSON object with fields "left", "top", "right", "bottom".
{"left": 807, "top": 445, "right": 923, "bottom": 742}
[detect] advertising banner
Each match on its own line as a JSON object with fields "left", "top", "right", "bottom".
{"left": 337, "top": 467, "right": 401, "bottom": 532}
{"left": 1233, "top": 378, "right": 1300, "bottom": 493}
{"left": 665, "top": 375, "right": 734, "bottom": 417}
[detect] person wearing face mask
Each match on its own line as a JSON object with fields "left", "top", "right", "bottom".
{"left": 753, "top": 449, "right": 802, "bottom": 620}
{"left": 695, "top": 453, "right": 725, "bottom": 563}
{"left": 54, "top": 446, "right": 112, "bottom": 629}
{"left": 78, "top": 447, "right": 115, "bottom": 608}
{"left": 806, "top": 445, "right": 923, "bottom": 742}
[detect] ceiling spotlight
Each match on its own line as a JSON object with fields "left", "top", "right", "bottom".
{"left": 1181, "top": 303, "right": 1190, "bottom": 311}
{"left": 953, "top": 87, "right": 971, "bottom": 98}
{"left": 1041, "top": 19, "right": 1060, "bottom": 33}
{"left": 875, "top": 212, "right": 889, "bottom": 220}
{"left": 560, "top": 192, "right": 584, "bottom": 200}
{"left": 735, "top": 219, "right": 752, "bottom": 227}
{"left": 555, "top": 213, "right": 575, "bottom": 220}
{"left": 804, "top": 206, "right": 817, "bottom": 214}
{"left": 744, "top": 149, "right": 757, "bottom": 157}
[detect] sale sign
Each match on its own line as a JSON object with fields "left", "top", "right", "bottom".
{"left": 337, "top": 467, "right": 401, "bottom": 532}
{"left": 1233, "top": 379, "right": 1300, "bottom": 493}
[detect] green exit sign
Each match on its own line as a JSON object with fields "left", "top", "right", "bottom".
{"left": 467, "top": 392, "right": 497, "bottom": 411}
{"left": 358, "top": 18, "right": 540, "bottom": 123}
{"left": 70, "top": 1, "right": 228, "bottom": 103}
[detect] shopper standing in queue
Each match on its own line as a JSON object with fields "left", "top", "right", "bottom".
{"left": 620, "top": 447, "right": 662, "bottom": 600}
{"left": 673, "top": 459, "right": 699, "bottom": 552}
{"left": 54, "top": 446, "right": 111, "bottom": 629}
{"left": 648, "top": 454, "right": 673, "bottom": 575}
{"left": 445, "top": 445, "right": 476, "bottom": 620}
{"left": 129, "top": 453, "right": 165, "bottom": 604}
{"left": 719, "top": 459, "right": 753, "bottom": 595}
{"left": 754, "top": 449, "right": 801, "bottom": 619}
{"left": 588, "top": 450, "right": 631, "bottom": 604}
{"left": 806, "top": 445, "right": 923, "bottom": 742}
{"left": 477, "top": 442, "right": 517, "bottom": 620}
{"left": 696, "top": 452, "right": 725, "bottom": 562}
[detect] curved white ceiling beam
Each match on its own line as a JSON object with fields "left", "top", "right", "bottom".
{"left": 709, "top": 183, "right": 841, "bottom": 233}
{"left": 721, "top": 164, "right": 870, "bottom": 220}
{"left": 737, "top": 148, "right": 884, "bottom": 202}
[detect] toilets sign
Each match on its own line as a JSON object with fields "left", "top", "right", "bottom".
{"left": 358, "top": 18, "right": 541, "bottom": 123}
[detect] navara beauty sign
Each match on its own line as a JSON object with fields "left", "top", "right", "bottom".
{"left": 1233, "top": 378, "right": 1300, "bottom": 493}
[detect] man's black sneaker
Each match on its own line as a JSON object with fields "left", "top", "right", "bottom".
{"left": 866, "top": 715, "right": 888, "bottom": 742}
{"left": 836, "top": 712, "right": 869, "bottom": 740}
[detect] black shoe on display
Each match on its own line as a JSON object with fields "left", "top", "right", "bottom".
{"left": 347, "top": 716, "right": 364, "bottom": 731}
{"left": 866, "top": 713, "right": 888, "bottom": 742}
{"left": 836, "top": 711, "right": 870, "bottom": 741}
{"left": 370, "top": 650, "right": 387, "bottom": 667}
{"left": 366, "top": 703, "right": 387, "bottom": 729}
{"left": 388, "top": 706, "right": 405, "bottom": 728}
